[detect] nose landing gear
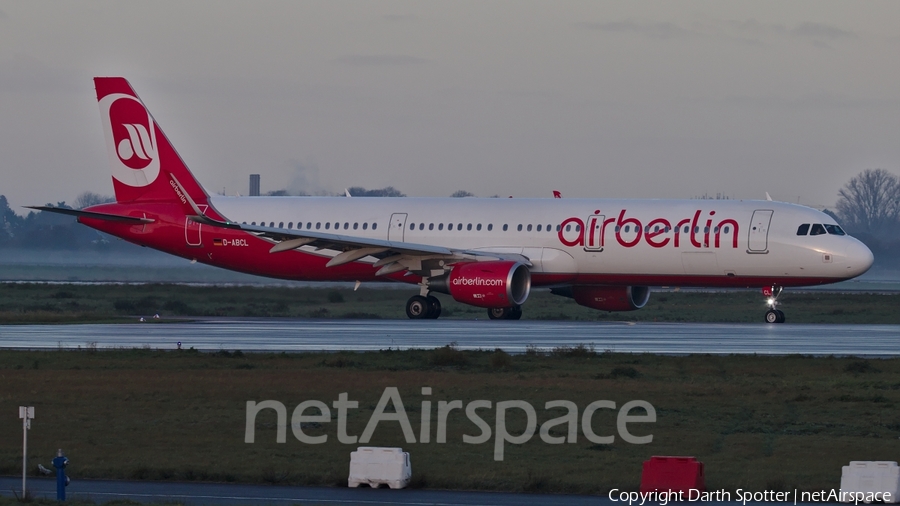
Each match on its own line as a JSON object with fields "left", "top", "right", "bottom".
{"left": 763, "top": 285, "right": 785, "bottom": 323}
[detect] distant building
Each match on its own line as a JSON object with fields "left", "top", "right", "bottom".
{"left": 249, "top": 174, "right": 260, "bottom": 196}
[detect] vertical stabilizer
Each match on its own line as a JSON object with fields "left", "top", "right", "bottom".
{"left": 95, "top": 77, "right": 209, "bottom": 207}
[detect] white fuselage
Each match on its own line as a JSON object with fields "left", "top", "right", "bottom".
{"left": 210, "top": 196, "right": 873, "bottom": 286}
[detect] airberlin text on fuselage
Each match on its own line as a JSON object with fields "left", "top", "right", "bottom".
{"left": 558, "top": 209, "right": 740, "bottom": 250}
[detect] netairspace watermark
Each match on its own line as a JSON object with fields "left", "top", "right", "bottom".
{"left": 610, "top": 489, "right": 893, "bottom": 505}
{"left": 245, "top": 387, "right": 656, "bottom": 461}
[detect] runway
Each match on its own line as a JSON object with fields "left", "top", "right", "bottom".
{"left": 1, "top": 319, "right": 898, "bottom": 355}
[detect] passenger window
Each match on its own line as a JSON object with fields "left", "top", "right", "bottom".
{"left": 429, "top": 223, "right": 434, "bottom": 230}
{"left": 683, "top": 226, "right": 689, "bottom": 233}
{"left": 448, "top": 223, "right": 453, "bottom": 230}
{"left": 439, "top": 223, "right": 444, "bottom": 231}
{"left": 334, "top": 222, "right": 339, "bottom": 229}
{"left": 797, "top": 224, "right": 810, "bottom": 235}
{"left": 269, "top": 222, "right": 274, "bottom": 227}
{"left": 316, "top": 222, "right": 321, "bottom": 229}
{"left": 624, "top": 226, "right": 630, "bottom": 233}
{"left": 575, "top": 225, "right": 581, "bottom": 232}
{"left": 362, "top": 223, "right": 368, "bottom": 230}
{"left": 517, "top": 224, "right": 523, "bottom": 232}
{"left": 694, "top": 226, "right": 699, "bottom": 234}
{"left": 615, "top": 226, "right": 621, "bottom": 232}
{"left": 353, "top": 223, "right": 358, "bottom": 230}
{"left": 372, "top": 223, "right": 378, "bottom": 230}
{"left": 536, "top": 224, "right": 542, "bottom": 232}
{"left": 325, "top": 222, "right": 330, "bottom": 230}
{"left": 503, "top": 224, "right": 508, "bottom": 231}
{"left": 565, "top": 225, "right": 570, "bottom": 232}
{"left": 251, "top": 222, "right": 256, "bottom": 226}
{"left": 410, "top": 223, "right": 415, "bottom": 230}
{"left": 343, "top": 223, "right": 348, "bottom": 230}
{"left": 287, "top": 222, "right": 293, "bottom": 229}
{"left": 824, "top": 224, "right": 845, "bottom": 236}
{"left": 556, "top": 225, "right": 561, "bottom": 232}
{"left": 477, "top": 224, "right": 482, "bottom": 231}
{"left": 723, "top": 226, "right": 729, "bottom": 234}
{"left": 457, "top": 223, "right": 462, "bottom": 231}
{"left": 467, "top": 224, "right": 472, "bottom": 231}
{"left": 278, "top": 222, "right": 284, "bottom": 228}
{"left": 704, "top": 227, "right": 709, "bottom": 233}
{"left": 810, "top": 224, "right": 826, "bottom": 236}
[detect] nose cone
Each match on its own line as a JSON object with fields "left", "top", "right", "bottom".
{"left": 844, "top": 239, "right": 874, "bottom": 278}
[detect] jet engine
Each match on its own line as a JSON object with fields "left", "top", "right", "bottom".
{"left": 552, "top": 285, "right": 651, "bottom": 311}
{"left": 429, "top": 261, "right": 531, "bottom": 308}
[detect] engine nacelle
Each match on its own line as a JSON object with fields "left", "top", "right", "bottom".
{"left": 569, "top": 285, "right": 650, "bottom": 311}
{"left": 430, "top": 261, "right": 531, "bottom": 308}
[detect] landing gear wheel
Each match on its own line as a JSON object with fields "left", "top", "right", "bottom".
{"left": 426, "top": 296, "right": 442, "bottom": 319}
{"left": 406, "top": 295, "right": 429, "bottom": 319}
{"left": 488, "top": 307, "right": 510, "bottom": 320}
{"left": 487, "top": 306, "right": 522, "bottom": 320}
{"left": 762, "top": 285, "right": 786, "bottom": 324}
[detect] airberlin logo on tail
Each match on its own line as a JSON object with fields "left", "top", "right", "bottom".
{"left": 117, "top": 123, "right": 155, "bottom": 166}
{"left": 98, "top": 93, "right": 160, "bottom": 188}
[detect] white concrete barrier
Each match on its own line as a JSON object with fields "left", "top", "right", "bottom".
{"left": 840, "top": 461, "right": 899, "bottom": 503}
{"left": 348, "top": 447, "right": 411, "bottom": 489}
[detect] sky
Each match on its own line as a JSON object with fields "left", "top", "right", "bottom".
{"left": 1, "top": 1, "right": 899, "bottom": 212}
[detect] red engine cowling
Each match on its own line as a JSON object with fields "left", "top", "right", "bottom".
{"left": 572, "top": 285, "right": 650, "bottom": 311}
{"left": 431, "top": 261, "right": 531, "bottom": 308}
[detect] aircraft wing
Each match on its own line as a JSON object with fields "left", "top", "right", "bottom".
{"left": 191, "top": 215, "right": 532, "bottom": 276}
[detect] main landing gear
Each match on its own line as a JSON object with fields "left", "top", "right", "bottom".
{"left": 488, "top": 306, "right": 522, "bottom": 320}
{"left": 763, "top": 285, "right": 785, "bottom": 323}
{"left": 406, "top": 295, "right": 442, "bottom": 319}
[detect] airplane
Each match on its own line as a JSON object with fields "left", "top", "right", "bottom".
{"left": 31, "top": 77, "right": 874, "bottom": 323}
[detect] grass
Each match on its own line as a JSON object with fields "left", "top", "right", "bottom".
{"left": 0, "top": 283, "right": 899, "bottom": 324}
{"left": 1, "top": 348, "right": 898, "bottom": 495}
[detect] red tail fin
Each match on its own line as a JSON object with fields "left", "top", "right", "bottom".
{"left": 95, "top": 77, "right": 209, "bottom": 207}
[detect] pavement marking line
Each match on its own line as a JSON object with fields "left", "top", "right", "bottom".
{"left": 78, "top": 490, "right": 501, "bottom": 506}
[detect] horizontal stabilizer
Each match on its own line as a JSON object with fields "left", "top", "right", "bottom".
{"left": 26, "top": 206, "right": 154, "bottom": 224}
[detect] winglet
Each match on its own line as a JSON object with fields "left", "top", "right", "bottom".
{"left": 765, "top": 192, "right": 773, "bottom": 201}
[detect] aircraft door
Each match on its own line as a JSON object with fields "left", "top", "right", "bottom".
{"left": 747, "top": 209, "right": 773, "bottom": 253}
{"left": 388, "top": 213, "right": 408, "bottom": 242}
{"left": 185, "top": 205, "right": 207, "bottom": 247}
{"left": 584, "top": 214, "right": 605, "bottom": 251}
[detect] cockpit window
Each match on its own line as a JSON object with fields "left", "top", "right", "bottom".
{"left": 797, "top": 224, "right": 810, "bottom": 235}
{"left": 824, "top": 224, "right": 846, "bottom": 236}
{"left": 810, "top": 224, "right": 826, "bottom": 236}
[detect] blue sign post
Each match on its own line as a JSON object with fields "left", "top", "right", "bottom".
{"left": 52, "top": 449, "right": 69, "bottom": 501}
